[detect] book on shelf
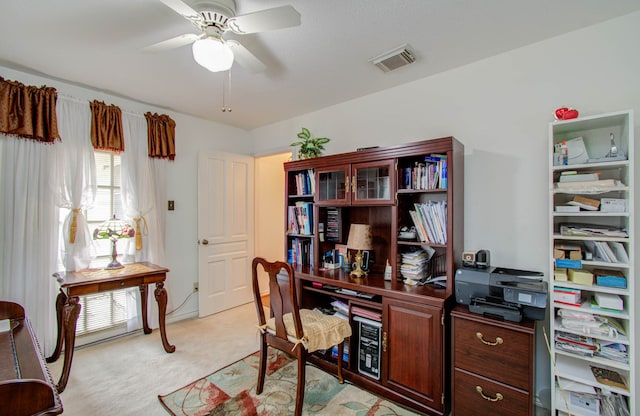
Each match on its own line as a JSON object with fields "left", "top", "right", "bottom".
{"left": 566, "top": 195, "right": 599, "bottom": 211}
{"left": 555, "top": 205, "right": 580, "bottom": 213}
{"left": 590, "top": 366, "right": 628, "bottom": 391}
{"left": 293, "top": 169, "right": 315, "bottom": 196}
{"left": 293, "top": 201, "right": 313, "bottom": 235}
{"left": 591, "top": 293, "right": 623, "bottom": 311}
{"left": 401, "top": 154, "right": 448, "bottom": 190}
{"left": 555, "top": 179, "right": 620, "bottom": 190}
{"left": 555, "top": 331, "right": 597, "bottom": 350}
{"left": 560, "top": 224, "right": 628, "bottom": 238}
{"left": 608, "top": 241, "right": 629, "bottom": 263}
{"left": 559, "top": 171, "right": 601, "bottom": 183}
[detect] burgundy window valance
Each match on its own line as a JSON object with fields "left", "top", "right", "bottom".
{"left": 90, "top": 100, "right": 124, "bottom": 152}
{"left": 145, "top": 112, "right": 176, "bottom": 160}
{"left": 0, "top": 76, "right": 60, "bottom": 142}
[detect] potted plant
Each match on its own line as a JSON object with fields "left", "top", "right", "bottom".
{"left": 291, "top": 128, "right": 330, "bottom": 159}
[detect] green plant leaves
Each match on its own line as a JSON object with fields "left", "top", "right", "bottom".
{"left": 297, "top": 127, "right": 311, "bottom": 140}
{"left": 291, "top": 127, "right": 330, "bottom": 159}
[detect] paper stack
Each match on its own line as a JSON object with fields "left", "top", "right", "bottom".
{"left": 400, "top": 249, "right": 429, "bottom": 282}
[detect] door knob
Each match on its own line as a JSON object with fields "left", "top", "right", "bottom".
{"left": 201, "top": 239, "right": 209, "bottom": 245}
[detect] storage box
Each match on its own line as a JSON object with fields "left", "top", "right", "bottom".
{"left": 555, "top": 259, "right": 582, "bottom": 269}
{"left": 593, "top": 292, "right": 623, "bottom": 311}
{"left": 554, "top": 243, "right": 582, "bottom": 260}
{"left": 600, "top": 198, "right": 626, "bottom": 213}
{"left": 353, "top": 315, "right": 382, "bottom": 380}
{"left": 593, "top": 269, "right": 626, "bottom": 288}
{"left": 554, "top": 268, "right": 568, "bottom": 282}
{"left": 554, "top": 287, "right": 582, "bottom": 306}
{"left": 568, "top": 269, "right": 594, "bottom": 286}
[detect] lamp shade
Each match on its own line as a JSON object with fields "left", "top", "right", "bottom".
{"left": 192, "top": 37, "right": 234, "bottom": 72}
{"left": 93, "top": 215, "right": 135, "bottom": 241}
{"left": 346, "top": 224, "right": 373, "bottom": 251}
{"left": 93, "top": 215, "right": 135, "bottom": 269}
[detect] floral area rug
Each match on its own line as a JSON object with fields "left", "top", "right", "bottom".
{"left": 158, "top": 350, "right": 420, "bottom": 416}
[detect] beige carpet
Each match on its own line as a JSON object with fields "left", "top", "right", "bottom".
{"left": 47, "top": 302, "right": 261, "bottom": 416}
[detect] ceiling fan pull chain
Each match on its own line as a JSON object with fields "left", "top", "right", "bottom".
{"left": 221, "top": 72, "right": 226, "bottom": 112}
{"left": 226, "top": 69, "right": 232, "bottom": 112}
{"left": 221, "top": 69, "right": 232, "bottom": 112}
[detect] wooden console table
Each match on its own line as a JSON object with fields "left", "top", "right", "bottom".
{"left": 46, "top": 262, "right": 175, "bottom": 392}
{"left": 1, "top": 300, "right": 63, "bottom": 416}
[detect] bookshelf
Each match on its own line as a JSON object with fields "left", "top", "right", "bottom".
{"left": 283, "top": 137, "right": 464, "bottom": 415}
{"left": 286, "top": 168, "right": 315, "bottom": 268}
{"left": 548, "top": 110, "right": 635, "bottom": 415}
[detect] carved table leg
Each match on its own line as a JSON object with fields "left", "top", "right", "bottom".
{"left": 140, "top": 284, "right": 151, "bottom": 334}
{"left": 154, "top": 281, "right": 175, "bottom": 353}
{"left": 56, "top": 296, "right": 81, "bottom": 393}
{"left": 46, "top": 289, "right": 67, "bottom": 363}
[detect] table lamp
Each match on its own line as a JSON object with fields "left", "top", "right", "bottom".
{"left": 93, "top": 215, "right": 135, "bottom": 270}
{"left": 347, "top": 224, "right": 373, "bottom": 278}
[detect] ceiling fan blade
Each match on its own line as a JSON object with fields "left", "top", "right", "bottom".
{"left": 158, "top": 0, "right": 205, "bottom": 30}
{"left": 142, "top": 33, "right": 203, "bottom": 52}
{"left": 227, "top": 5, "right": 301, "bottom": 34}
{"left": 226, "top": 40, "right": 267, "bottom": 73}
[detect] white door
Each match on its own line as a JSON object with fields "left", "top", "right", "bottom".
{"left": 197, "top": 151, "right": 254, "bottom": 317}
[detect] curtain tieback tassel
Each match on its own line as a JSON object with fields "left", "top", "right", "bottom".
{"left": 69, "top": 208, "right": 81, "bottom": 244}
{"left": 134, "top": 216, "right": 149, "bottom": 250}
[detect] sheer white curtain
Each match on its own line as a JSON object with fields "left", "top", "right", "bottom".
{"left": 121, "top": 112, "right": 169, "bottom": 329}
{"left": 56, "top": 97, "right": 96, "bottom": 271}
{"left": 0, "top": 134, "right": 61, "bottom": 355}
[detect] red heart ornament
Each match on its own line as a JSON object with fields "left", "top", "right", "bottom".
{"left": 554, "top": 107, "right": 579, "bottom": 120}
{"left": 555, "top": 107, "right": 568, "bottom": 119}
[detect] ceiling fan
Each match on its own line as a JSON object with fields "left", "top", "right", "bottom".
{"left": 148, "top": 0, "right": 301, "bottom": 73}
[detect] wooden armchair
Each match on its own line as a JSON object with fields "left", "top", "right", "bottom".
{"left": 251, "top": 257, "right": 352, "bottom": 416}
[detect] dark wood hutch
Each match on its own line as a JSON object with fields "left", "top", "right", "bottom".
{"left": 283, "top": 137, "right": 464, "bottom": 415}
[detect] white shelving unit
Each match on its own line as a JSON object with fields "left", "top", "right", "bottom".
{"left": 548, "top": 110, "right": 635, "bottom": 416}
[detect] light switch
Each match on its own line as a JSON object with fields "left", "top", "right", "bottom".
{"left": 168, "top": 200, "right": 175, "bottom": 211}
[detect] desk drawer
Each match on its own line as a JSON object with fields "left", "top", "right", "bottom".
{"left": 453, "top": 368, "right": 530, "bottom": 416}
{"left": 98, "top": 277, "right": 144, "bottom": 292}
{"left": 453, "top": 316, "right": 531, "bottom": 390}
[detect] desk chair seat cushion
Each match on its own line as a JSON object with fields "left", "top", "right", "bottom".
{"left": 261, "top": 309, "right": 352, "bottom": 353}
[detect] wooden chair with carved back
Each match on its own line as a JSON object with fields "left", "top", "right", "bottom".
{"left": 251, "top": 257, "right": 352, "bottom": 416}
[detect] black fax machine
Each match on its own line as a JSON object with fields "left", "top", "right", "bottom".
{"left": 455, "top": 266, "right": 548, "bottom": 322}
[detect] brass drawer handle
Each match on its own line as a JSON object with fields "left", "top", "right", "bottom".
{"left": 476, "top": 332, "right": 503, "bottom": 346}
{"left": 476, "top": 386, "right": 503, "bottom": 402}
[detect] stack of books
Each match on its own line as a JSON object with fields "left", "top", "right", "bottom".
{"left": 554, "top": 331, "right": 597, "bottom": 357}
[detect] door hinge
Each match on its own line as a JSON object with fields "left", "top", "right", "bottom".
{"left": 442, "top": 393, "right": 445, "bottom": 405}
{"left": 441, "top": 313, "right": 444, "bottom": 326}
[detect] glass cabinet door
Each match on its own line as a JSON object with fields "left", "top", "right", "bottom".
{"left": 316, "top": 165, "right": 350, "bottom": 205}
{"left": 352, "top": 159, "right": 395, "bottom": 205}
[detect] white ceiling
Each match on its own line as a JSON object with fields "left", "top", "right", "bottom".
{"left": 2, "top": 0, "right": 640, "bottom": 130}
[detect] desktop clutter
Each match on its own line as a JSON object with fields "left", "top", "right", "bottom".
{"left": 455, "top": 249, "right": 549, "bottom": 322}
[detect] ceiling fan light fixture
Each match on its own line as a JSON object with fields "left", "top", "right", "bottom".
{"left": 192, "top": 37, "right": 234, "bottom": 72}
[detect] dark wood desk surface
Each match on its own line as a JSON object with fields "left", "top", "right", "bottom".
{"left": 1, "top": 301, "right": 63, "bottom": 416}
{"left": 47, "top": 262, "right": 175, "bottom": 392}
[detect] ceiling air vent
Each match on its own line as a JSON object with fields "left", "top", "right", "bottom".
{"left": 369, "top": 44, "right": 416, "bottom": 73}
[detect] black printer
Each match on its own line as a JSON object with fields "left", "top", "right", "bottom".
{"left": 455, "top": 266, "right": 548, "bottom": 322}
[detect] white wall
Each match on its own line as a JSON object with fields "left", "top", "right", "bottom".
{"left": 250, "top": 11, "right": 640, "bottom": 406}
{"left": 0, "top": 65, "right": 254, "bottom": 322}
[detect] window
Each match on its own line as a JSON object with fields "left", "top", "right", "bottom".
{"left": 75, "top": 151, "right": 129, "bottom": 338}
